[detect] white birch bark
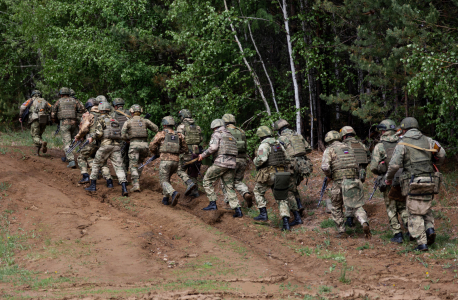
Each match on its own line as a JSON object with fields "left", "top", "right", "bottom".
{"left": 300, "top": 0, "right": 313, "bottom": 148}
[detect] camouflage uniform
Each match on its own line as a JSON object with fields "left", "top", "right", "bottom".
{"left": 113, "top": 104, "right": 132, "bottom": 173}
{"left": 20, "top": 94, "right": 52, "bottom": 150}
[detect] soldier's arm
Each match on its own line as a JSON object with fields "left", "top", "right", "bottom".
{"left": 178, "top": 133, "right": 189, "bottom": 154}
{"left": 149, "top": 132, "right": 164, "bottom": 155}
{"left": 428, "top": 138, "right": 446, "bottom": 166}
{"left": 280, "top": 143, "right": 291, "bottom": 164}
{"left": 19, "top": 99, "right": 31, "bottom": 116}
{"left": 201, "top": 133, "right": 220, "bottom": 158}
{"left": 386, "top": 145, "right": 404, "bottom": 180}
{"left": 51, "top": 99, "right": 60, "bottom": 120}
{"left": 91, "top": 119, "right": 105, "bottom": 140}
{"left": 303, "top": 138, "right": 312, "bottom": 154}
{"left": 253, "top": 143, "right": 269, "bottom": 167}
{"left": 370, "top": 143, "right": 385, "bottom": 175}
{"left": 121, "top": 121, "right": 130, "bottom": 140}
{"left": 197, "top": 125, "right": 203, "bottom": 143}
{"left": 146, "top": 120, "right": 159, "bottom": 133}
{"left": 321, "top": 148, "right": 333, "bottom": 177}
{"left": 176, "top": 124, "right": 185, "bottom": 135}
{"left": 75, "top": 113, "right": 94, "bottom": 140}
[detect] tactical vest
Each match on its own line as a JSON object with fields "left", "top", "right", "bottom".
{"left": 216, "top": 130, "right": 238, "bottom": 157}
{"left": 266, "top": 142, "right": 287, "bottom": 167}
{"left": 102, "top": 117, "right": 122, "bottom": 140}
{"left": 159, "top": 129, "right": 180, "bottom": 154}
{"left": 114, "top": 109, "right": 131, "bottom": 129}
{"left": 227, "top": 126, "right": 247, "bottom": 155}
{"left": 345, "top": 140, "right": 368, "bottom": 165}
{"left": 382, "top": 140, "right": 398, "bottom": 165}
{"left": 129, "top": 117, "right": 148, "bottom": 139}
{"left": 330, "top": 144, "right": 358, "bottom": 180}
{"left": 33, "top": 98, "right": 49, "bottom": 124}
{"left": 57, "top": 97, "right": 77, "bottom": 120}
{"left": 402, "top": 135, "right": 434, "bottom": 176}
{"left": 282, "top": 131, "right": 307, "bottom": 157}
{"left": 183, "top": 122, "right": 201, "bottom": 145}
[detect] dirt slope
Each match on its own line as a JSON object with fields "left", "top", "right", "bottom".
{"left": 1, "top": 146, "right": 458, "bottom": 299}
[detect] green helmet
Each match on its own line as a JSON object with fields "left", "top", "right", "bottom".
{"left": 210, "top": 119, "right": 225, "bottom": 129}
{"left": 96, "top": 95, "right": 107, "bottom": 103}
{"left": 222, "top": 114, "right": 236, "bottom": 124}
{"left": 400, "top": 117, "right": 419, "bottom": 130}
{"left": 85, "top": 98, "right": 95, "bottom": 110}
{"left": 178, "top": 109, "right": 192, "bottom": 120}
{"left": 113, "top": 98, "right": 125, "bottom": 106}
{"left": 325, "top": 130, "right": 341, "bottom": 144}
{"left": 129, "top": 104, "right": 143, "bottom": 114}
{"left": 377, "top": 119, "right": 397, "bottom": 131}
{"left": 162, "top": 116, "right": 175, "bottom": 126}
{"left": 273, "top": 119, "right": 290, "bottom": 131}
{"left": 340, "top": 126, "right": 355, "bottom": 138}
{"left": 59, "top": 87, "right": 70, "bottom": 95}
{"left": 69, "top": 89, "right": 76, "bottom": 97}
{"left": 31, "top": 90, "right": 41, "bottom": 97}
{"left": 256, "top": 126, "right": 273, "bottom": 138}
{"left": 98, "top": 102, "right": 111, "bottom": 112}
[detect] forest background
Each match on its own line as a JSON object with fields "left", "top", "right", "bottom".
{"left": 1, "top": 0, "right": 457, "bottom": 153}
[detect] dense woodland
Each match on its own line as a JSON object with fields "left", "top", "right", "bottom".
{"left": 1, "top": 0, "right": 458, "bottom": 153}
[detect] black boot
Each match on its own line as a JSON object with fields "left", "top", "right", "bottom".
{"left": 106, "top": 179, "right": 114, "bottom": 188}
{"left": 282, "top": 217, "right": 290, "bottom": 231}
{"left": 121, "top": 182, "right": 128, "bottom": 196}
{"left": 184, "top": 180, "right": 197, "bottom": 196}
{"left": 426, "top": 228, "right": 436, "bottom": 246}
{"left": 79, "top": 173, "right": 90, "bottom": 184}
{"left": 390, "top": 232, "right": 404, "bottom": 244}
{"left": 289, "top": 210, "right": 303, "bottom": 227}
{"left": 85, "top": 180, "right": 97, "bottom": 192}
{"left": 414, "top": 244, "right": 428, "bottom": 251}
{"left": 345, "top": 217, "right": 355, "bottom": 227}
{"left": 233, "top": 207, "right": 243, "bottom": 218}
{"left": 162, "top": 197, "right": 170, "bottom": 205}
{"left": 202, "top": 201, "right": 217, "bottom": 211}
{"left": 171, "top": 191, "right": 180, "bottom": 207}
{"left": 36, "top": 146, "right": 41, "bottom": 156}
{"left": 61, "top": 156, "right": 67, "bottom": 162}
{"left": 253, "top": 207, "right": 268, "bottom": 221}
{"left": 296, "top": 198, "right": 305, "bottom": 214}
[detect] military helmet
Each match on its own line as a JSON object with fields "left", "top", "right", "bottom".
{"left": 59, "top": 87, "right": 70, "bottom": 95}
{"left": 98, "top": 102, "right": 111, "bottom": 112}
{"left": 340, "top": 126, "right": 355, "bottom": 138}
{"left": 92, "top": 97, "right": 101, "bottom": 105}
{"left": 273, "top": 119, "right": 290, "bottom": 131}
{"left": 325, "top": 130, "right": 341, "bottom": 144}
{"left": 31, "top": 90, "right": 41, "bottom": 97}
{"left": 85, "top": 98, "right": 95, "bottom": 110}
{"left": 96, "top": 95, "right": 107, "bottom": 103}
{"left": 113, "top": 98, "right": 125, "bottom": 106}
{"left": 222, "top": 114, "right": 236, "bottom": 124}
{"left": 69, "top": 89, "right": 76, "bottom": 97}
{"left": 129, "top": 104, "right": 143, "bottom": 114}
{"left": 178, "top": 109, "right": 192, "bottom": 120}
{"left": 377, "top": 119, "right": 397, "bottom": 131}
{"left": 400, "top": 117, "right": 419, "bottom": 130}
{"left": 256, "top": 126, "right": 273, "bottom": 138}
{"left": 162, "top": 116, "right": 175, "bottom": 126}
{"left": 210, "top": 119, "right": 225, "bottom": 129}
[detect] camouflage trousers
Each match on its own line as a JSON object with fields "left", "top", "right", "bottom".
{"left": 60, "top": 121, "right": 79, "bottom": 162}
{"left": 177, "top": 154, "right": 195, "bottom": 183}
{"left": 159, "top": 160, "right": 178, "bottom": 197}
{"left": 90, "top": 145, "right": 126, "bottom": 183}
{"left": 222, "top": 158, "right": 250, "bottom": 203}
{"left": 253, "top": 173, "right": 292, "bottom": 218}
{"left": 30, "top": 120, "right": 47, "bottom": 148}
{"left": 406, "top": 196, "right": 434, "bottom": 245}
{"left": 383, "top": 187, "right": 409, "bottom": 235}
{"left": 77, "top": 141, "right": 111, "bottom": 179}
{"left": 330, "top": 181, "right": 368, "bottom": 233}
{"left": 203, "top": 165, "right": 240, "bottom": 209}
{"left": 128, "top": 142, "right": 149, "bottom": 186}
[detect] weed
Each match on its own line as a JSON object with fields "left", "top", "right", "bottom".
{"left": 424, "top": 284, "right": 431, "bottom": 290}
{"left": 317, "top": 250, "right": 346, "bottom": 263}
{"left": 294, "top": 246, "right": 314, "bottom": 256}
{"left": 443, "top": 263, "right": 452, "bottom": 269}
{"left": 0, "top": 147, "right": 7, "bottom": 154}
{"left": 319, "top": 285, "right": 332, "bottom": 293}
{"left": 320, "top": 218, "right": 335, "bottom": 229}
{"left": 0, "top": 182, "right": 11, "bottom": 192}
{"left": 339, "top": 263, "right": 351, "bottom": 284}
{"left": 267, "top": 208, "right": 282, "bottom": 229}
{"left": 307, "top": 211, "right": 315, "bottom": 216}
{"left": 356, "top": 243, "right": 370, "bottom": 250}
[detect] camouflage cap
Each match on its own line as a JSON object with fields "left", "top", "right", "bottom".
{"left": 96, "top": 95, "right": 107, "bottom": 103}
{"left": 210, "top": 119, "right": 225, "bottom": 129}
{"left": 377, "top": 119, "right": 397, "bottom": 131}
{"left": 31, "top": 90, "right": 41, "bottom": 97}
{"left": 113, "top": 98, "right": 125, "bottom": 106}
{"left": 129, "top": 104, "right": 143, "bottom": 114}
{"left": 325, "top": 130, "right": 341, "bottom": 143}
{"left": 59, "top": 87, "right": 70, "bottom": 95}
{"left": 98, "top": 102, "right": 111, "bottom": 112}
{"left": 256, "top": 126, "right": 273, "bottom": 138}
{"left": 162, "top": 116, "right": 176, "bottom": 126}
{"left": 340, "top": 126, "right": 355, "bottom": 138}
{"left": 273, "top": 119, "right": 290, "bottom": 131}
{"left": 178, "top": 109, "right": 192, "bottom": 119}
{"left": 400, "top": 117, "right": 419, "bottom": 130}
{"left": 69, "top": 89, "right": 76, "bottom": 97}
{"left": 222, "top": 114, "right": 236, "bottom": 124}
{"left": 85, "top": 98, "right": 95, "bottom": 110}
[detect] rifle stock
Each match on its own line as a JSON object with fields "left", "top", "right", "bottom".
{"left": 138, "top": 155, "right": 159, "bottom": 170}
{"left": 317, "top": 177, "right": 328, "bottom": 208}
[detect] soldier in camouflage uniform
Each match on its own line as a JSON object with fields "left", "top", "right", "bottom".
{"left": 149, "top": 116, "right": 188, "bottom": 206}
{"left": 51, "top": 87, "right": 85, "bottom": 168}
{"left": 321, "top": 130, "right": 371, "bottom": 239}
{"left": 340, "top": 126, "right": 371, "bottom": 227}
{"left": 70, "top": 89, "right": 85, "bottom": 123}
{"left": 121, "top": 104, "right": 158, "bottom": 192}
{"left": 198, "top": 119, "right": 242, "bottom": 217}
{"left": 176, "top": 109, "right": 200, "bottom": 197}
{"left": 84, "top": 102, "right": 129, "bottom": 196}
{"left": 220, "top": 114, "right": 254, "bottom": 207}
{"left": 370, "top": 119, "right": 409, "bottom": 243}
{"left": 386, "top": 117, "right": 445, "bottom": 251}
{"left": 113, "top": 98, "right": 132, "bottom": 174}
{"left": 19, "top": 90, "right": 52, "bottom": 155}
{"left": 74, "top": 98, "right": 113, "bottom": 185}
{"left": 274, "top": 119, "right": 313, "bottom": 225}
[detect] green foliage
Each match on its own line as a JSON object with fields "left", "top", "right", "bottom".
{"left": 320, "top": 218, "right": 336, "bottom": 229}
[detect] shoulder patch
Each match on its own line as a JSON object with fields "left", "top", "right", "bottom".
{"left": 258, "top": 149, "right": 263, "bottom": 155}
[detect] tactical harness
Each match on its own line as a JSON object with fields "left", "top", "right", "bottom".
{"left": 160, "top": 129, "right": 180, "bottom": 154}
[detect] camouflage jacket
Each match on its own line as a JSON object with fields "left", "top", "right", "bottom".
{"left": 121, "top": 116, "right": 158, "bottom": 141}
{"left": 89, "top": 112, "right": 122, "bottom": 146}
{"left": 253, "top": 137, "right": 291, "bottom": 168}
{"left": 278, "top": 128, "right": 312, "bottom": 154}
{"left": 321, "top": 141, "right": 350, "bottom": 178}
{"left": 342, "top": 136, "right": 370, "bottom": 167}
{"left": 75, "top": 107, "right": 100, "bottom": 140}
{"left": 201, "top": 126, "right": 236, "bottom": 169}
{"left": 149, "top": 129, "right": 188, "bottom": 161}
{"left": 20, "top": 96, "right": 52, "bottom": 124}
{"left": 51, "top": 96, "right": 85, "bottom": 125}
{"left": 370, "top": 132, "right": 398, "bottom": 175}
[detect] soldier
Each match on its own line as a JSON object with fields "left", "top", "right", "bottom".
{"left": 84, "top": 102, "right": 129, "bottom": 196}
{"left": 385, "top": 117, "right": 445, "bottom": 251}
{"left": 149, "top": 116, "right": 188, "bottom": 206}
{"left": 220, "top": 114, "right": 254, "bottom": 207}
{"left": 340, "top": 126, "right": 371, "bottom": 227}
{"left": 112, "top": 98, "right": 132, "bottom": 174}
{"left": 321, "top": 130, "right": 371, "bottom": 239}
{"left": 70, "top": 89, "right": 85, "bottom": 121}
{"left": 274, "top": 119, "right": 313, "bottom": 225}
{"left": 176, "top": 109, "right": 200, "bottom": 197}
{"left": 198, "top": 119, "right": 242, "bottom": 217}
{"left": 121, "top": 104, "right": 158, "bottom": 192}
{"left": 252, "top": 126, "right": 296, "bottom": 231}
{"left": 74, "top": 98, "right": 113, "bottom": 186}
{"left": 370, "top": 119, "right": 409, "bottom": 243}
{"left": 19, "top": 90, "right": 52, "bottom": 155}
{"left": 51, "top": 87, "right": 85, "bottom": 168}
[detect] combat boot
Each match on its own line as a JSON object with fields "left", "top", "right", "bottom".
{"left": 282, "top": 217, "right": 290, "bottom": 231}
{"left": 253, "top": 207, "right": 268, "bottom": 221}
{"left": 345, "top": 217, "right": 355, "bottom": 227}
{"left": 190, "top": 190, "right": 200, "bottom": 198}
{"left": 106, "top": 179, "right": 114, "bottom": 188}
{"left": 363, "top": 222, "right": 372, "bottom": 239}
{"left": 184, "top": 180, "right": 197, "bottom": 196}
{"left": 243, "top": 192, "right": 254, "bottom": 208}
{"left": 414, "top": 244, "right": 428, "bottom": 251}
{"left": 296, "top": 197, "right": 305, "bottom": 214}
{"left": 36, "top": 146, "right": 41, "bottom": 156}
{"left": 202, "top": 201, "right": 217, "bottom": 211}
{"left": 233, "top": 207, "right": 243, "bottom": 218}
{"left": 79, "top": 173, "right": 90, "bottom": 184}
{"left": 85, "top": 180, "right": 97, "bottom": 192}
{"left": 42, "top": 141, "right": 48, "bottom": 154}
{"left": 61, "top": 156, "right": 67, "bottom": 162}
{"left": 426, "top": 228, "right": 436, "bottom": 246}
{"left": 162, "top": 197, "right": 170, "bottom": 205}
{"left": 289, "top": 210, "right": 303, "bottom": 227}
{"left": 130, "top": 183, "right": 141, "bottom": 193}
{"left": 390, "top": 232, "right": 404, "bottom": 244}
{"left": 121, "top": 182, "right": 128, "bottom": 196}
{"left": 67, "top": 161, "right": 76, "bottom": 168}
{"left": 171, "top": 191, "right": 180, "bottom": 207}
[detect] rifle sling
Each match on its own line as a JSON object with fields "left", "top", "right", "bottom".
{"left": 115, "top": 110, "right": 132, "bottom": 119}
{"left": 398, "top": 142, "right": 438, "bottom": 153}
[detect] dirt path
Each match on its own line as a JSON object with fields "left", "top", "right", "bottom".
{"left": 1, "top": 146, "right": 458, "bottom": 299}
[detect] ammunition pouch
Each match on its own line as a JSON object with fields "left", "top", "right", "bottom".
{"left": 38, "top": 112, "right": 48, "bottom": 125}
{"left": 401, "top": 172, "right": 441, "bottom": 197}
{"left": 377, "top": 162, "right": 387, "bottom": 174}
{"left": 272, "top": 172, "right": 291, "bottom": 200}
{"left": 341, "top": 179, "right": 364, "bottom": 208}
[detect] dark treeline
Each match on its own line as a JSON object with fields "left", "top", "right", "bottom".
{"left": 1, "top": 0, "right": 457, "bottom": 153}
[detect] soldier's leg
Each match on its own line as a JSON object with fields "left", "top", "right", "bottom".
{"left": 330, "top": 184, "right": 345, "bottom": 233}
{"left": 253, "top": 182, "right": 269, "bottom": 209}
{"left": 110, "top": 149, "right": 127, "bottom": 183}
{"left": 78, "top": 144, "right": 94, "bottom": 174}
{"left": 128, "top": 145, "right": 140, "bottom": 186}
{"left": 221, "top": 168, "right": 240, "bottom": 209}
{"left": 396, "top": 200, "right": 410, "bottom": 228}
{"left": 384, "top": 189, "right": 403, "bottom": 235}
{"left": 408, "top": 214, "right": 427, "bottom": 246}
{"left": 203, "top": 165, "right": 225, "bottom": 203}
{"left": 177, "top": 155, "right": 192, "bottom": 183}
{"left": 234, "top": 160, "right": 250, "bottom": 196}
{"left": 30, "top": 121, "right": 42, "bottom": 149}
{"left": 159, "top": 161, "right": 178, "bottom": 197}
{"left": 326, "top": 198, "right": 333, "bottom": 213}
{"left": 353, "top": 207, "right": 369, "bottom": 225}
{"left": 276, "top": 199, "right": 291, "bottom": 218}
{"left": 89, "top": 146, "right": 111, "bottom": 180}
{"left": 60, "top": 124, "right": 75, "bottom": 162}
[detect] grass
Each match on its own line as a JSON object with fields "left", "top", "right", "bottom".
{"left": 0, "top": 125, "right": 63, "bottom": 149}
{"left": 356, "top": 242, "right": 371, "bottom": 251}
{"left": 111, "top": 197, "right": 137, "bottom": 213}
{"left": 339, "top": 263, "right": 351, "bottom": 284}
{"left": 320, "top": 218, "right": 336, "bottom": 229}
{"left": 318, "top": 285, "right": 332, "bottom": 293}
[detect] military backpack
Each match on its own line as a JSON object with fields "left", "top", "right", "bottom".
{"left": 57, "top": 97, "right": 77, "bottom": 120}
{"left": 102, "top": 117, "right": 122, "bottom": 140}
{"left": 160, "top": 129, "right": 180, "bottom": 154}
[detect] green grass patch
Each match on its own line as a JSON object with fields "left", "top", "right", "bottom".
{"left": 0, "top": 125, "right": 63, "bottom": 149}
{"left": 339, "top": 263, "right": 351, "bottom": 284}
{"left": 317, "top": 250, "right": 346, "bottom": 263}
{"left": 356, "top": 242, "right": 371, "bottom": 250}
{"left": 320, "top": 218, "right": 335, "bottom": 229}
{"left": 318, "top": 285, "right": 332, "bottom": 293}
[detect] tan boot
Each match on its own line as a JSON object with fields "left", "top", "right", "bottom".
{"left": 363, "top": 223, "right": 372, "bottom": 239}
{"left": 130, "top": 183, "right": 141, "bottom": 193}
{"left": 42, "top": 141, "right": 48, "bottom": 153}
{"left": 243, "top": 192, "right": 253, "bottom": 208}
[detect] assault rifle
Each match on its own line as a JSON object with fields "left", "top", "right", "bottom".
{"left": 120, "top": 142, "right": 128, "bottom": 158}
{"left": 317, "top": 177, "right": 328, "bottom": 208}
{"left": 76, "top": 140, "right": 90, "bottom": 153}
{"left": 368, "top": 175, "right": 385, "bottom": 202}
{"left": 66, "top": 140, "right": 81, "bottom": 154}
{"left": 138, "top": 155, "right": 159, "bottom": 170}
{"left": 54, "top": 124, "right": 60, "bottom": 136}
